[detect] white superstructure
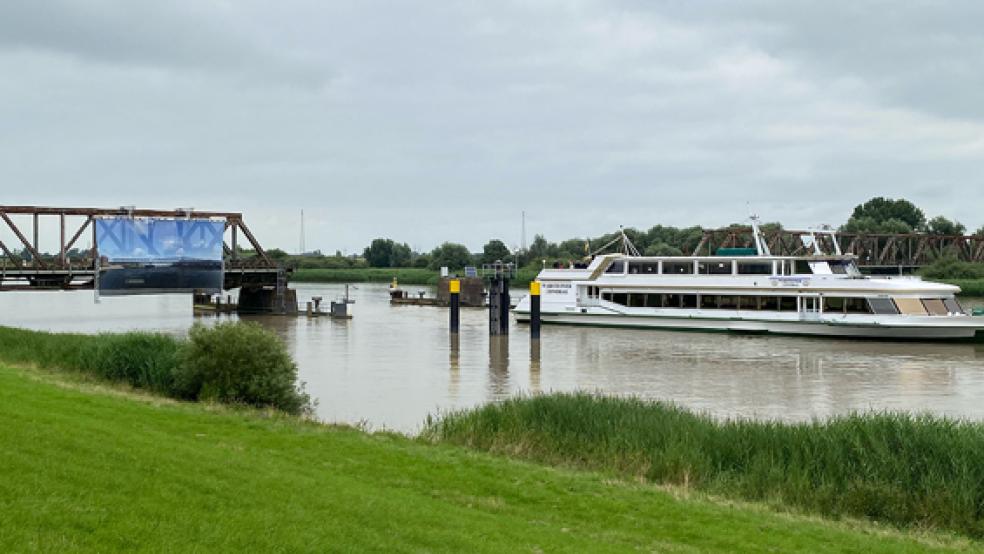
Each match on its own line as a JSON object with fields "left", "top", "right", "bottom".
{"left": 514, "top": 225, "right": 983, "bottom": 341}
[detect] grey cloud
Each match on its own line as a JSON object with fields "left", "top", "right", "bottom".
{"left": 0, "top": 1, "right": 330, "bottom": 86}
{"left": 1, "top": 0, "right": 982, "bottom": 254}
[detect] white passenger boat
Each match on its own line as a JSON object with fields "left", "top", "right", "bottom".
{"left": 514, "top": 220, "right": 984, "bottom": 341}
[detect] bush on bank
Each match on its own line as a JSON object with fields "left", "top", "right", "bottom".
{"left": 0, "top": 323, "right": 310, "bottom": 415}
{"left": 174, "top": 322, "right": 309, "bottom": 415}
{"left": 425, "top": 393, "right": 984, "bottom": 538}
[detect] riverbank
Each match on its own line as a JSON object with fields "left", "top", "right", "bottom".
{"left": 292, "top": 267, "right": 538, "bottom": 287}
{"left": 426, "top": 393, "right": 984, "bottom": 539}
{"left": 0, "top": 364, "right": 969, "bottom": 553}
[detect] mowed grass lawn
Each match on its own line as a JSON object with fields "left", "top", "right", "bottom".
{"left": 0, "top": 366, "right": 973, "bottom": 553}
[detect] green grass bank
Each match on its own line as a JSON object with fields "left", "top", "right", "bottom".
{"left": 426, "top": 393, "right": 984, "bottom": 539}
{"left": 0, "top": 365, "right": 970, "bottom": 553}
{"left": 292, "top": 267, "right": 538, "bottom": 287}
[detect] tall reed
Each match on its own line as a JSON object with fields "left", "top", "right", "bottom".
{"left": 425, "top": 393, "right": 984, "bottom": 537}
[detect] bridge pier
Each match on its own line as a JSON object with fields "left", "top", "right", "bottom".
{"left": 237, "top": 285, "right": 297, "bottom": 315}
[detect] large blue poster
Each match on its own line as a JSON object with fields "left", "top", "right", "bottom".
{"left": 96, "top": 218, "right": 224, "bottom": 262}
{"left": 95, "top": 217, "right": 224, "bottom": 295}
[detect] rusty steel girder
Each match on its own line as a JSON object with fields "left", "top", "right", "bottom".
{"left": 693, "top": 227, "right": 984, "bottom": 268}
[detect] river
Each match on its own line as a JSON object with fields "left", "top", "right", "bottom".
{"left": 4, "top": 282, "right": 984, "bottom": 433}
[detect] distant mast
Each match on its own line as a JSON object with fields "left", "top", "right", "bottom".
{"left": 300, "top": 209, "right": 306, "bottom": 255}
{"left": 521, "top": 210, "right": 527, "bottom": 252}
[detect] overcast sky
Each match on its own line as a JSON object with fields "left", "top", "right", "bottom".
{"left": 2, "top": 1, "right": 983, "bottom": 254}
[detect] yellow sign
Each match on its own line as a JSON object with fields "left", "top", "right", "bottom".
{"left": 530, "top": 281, "right": 541, "bottom": 296}
{"left": 449, "top": 279, "right": 460, "bottom": 294}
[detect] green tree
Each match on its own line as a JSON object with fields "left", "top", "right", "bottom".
{"left": 362, "top": 238, "right": 413, "bottom": 267}
{"left": 644, "top": 242, "right": 683, "bottom": 256}
{"left": 842, "top": 217, "right": 914, "bottom": 234}
{"left": 481, "top": 239, "right": 512, "bottom": 265}
{"left": 390, "top": 242, "right": 413, "bottom": 267}
{"left": 429, "top": 242, "right": 474, "bottom": 270}
{"left": 926, "top": 216, "right": 966, "bottom": 236}
{"left": 523, "top": 234, "right": 560, "bottom": 264}
{"left": 557, "top": 238, "right": 591, "bottom": 259}
{"left": 363, "top": 239, "right": 394, "bottom": 268}
{"left": 848, "top": 197, "right": 925, "bottom": 231}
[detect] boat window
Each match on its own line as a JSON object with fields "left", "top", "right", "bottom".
{"left": 779, "top": 297, "right": 797, "bottom": 311}
{"left": 793, "top": 260, "right": 813, "bottom": 274}
{"left": 628, "top": 262, "right": 659, "bottom": 274}
{"left": 868, "top": 297, "right": 899, "bottom": 315}
{"left": 828, "top": 260, "right": 861, "bottom": 276}
{"left": 681, "top": 294, "right": 698, "bottom": 308}
{"left": 628, "top": 294, "right": 646, "bottom": 307}
{"left": 611, "top": 293, "right": 628, "bottom": 305}
{"left": 894, "top": 297, "right": 928, "bottom": 316}
{"left": 922, "top": 298, "right": 948, "bottom": 316}
{"left": 645, "top": 294, "right": 664, "bottom": 307}
{"left": 761, "top": 296, "right": 780, "bottom": 311}
{"left": 943, "top": 298, "right": 966, "bottom": 314}
{"left": 605, "top": 260, "right": 625, "bottom": 274}
{"left": 700, "top": 295, "right": 717, "bottom": 309}
{"left": 845, "top": 298, "right": 871, "bottom": 314}
{"left": 662, "top": 261, "right": 694, "bottom": 275}
{"left": 739, "top": 296, "right": 758, "bottom": 310}
{"left": 737, "top": 261, "right": 772, "bottom": 275}
{"left": 808, "top": 261, "right": 832, "bottom": 275}
{"left": 823, "top": 297, "right": 845, "bottom": 313}
{"left": 698, "top": 260, "right": 733, "bottom": 275}
{"left": 944, "top": 298, "right": 964, "bottom": 314}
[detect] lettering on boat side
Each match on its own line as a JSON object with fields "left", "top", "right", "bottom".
{"left": 544, "top": 283, "right": 572, "bottom": 294}
{"left": 770, "top": 277, "right": 811, "bottom": 287}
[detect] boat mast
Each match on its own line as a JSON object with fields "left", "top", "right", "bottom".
{"left": 619, "top": 226, "right": 641, "bottom": 256}
{"left": 749, "top": 215, "right": 771, "bottom": 256}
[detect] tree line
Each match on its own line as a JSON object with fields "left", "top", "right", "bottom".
{"left": 347, "top": 197, "right": 981, "bottom": 270}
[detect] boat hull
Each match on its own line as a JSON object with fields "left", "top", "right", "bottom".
{"left": 514, "top": 311, "right": 984, "bottom": 341}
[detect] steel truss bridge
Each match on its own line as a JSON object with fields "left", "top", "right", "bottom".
{"left": 0, "top": 206, "right": 284, "bottom": 291}
{"left": 694, "top": 227, "right": 984, "bottom": 271}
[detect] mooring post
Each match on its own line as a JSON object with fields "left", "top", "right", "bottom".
{"left": 530, "top": 280, "right": 541, "bottom": 340}
{"left": 449, "top": 278, "right": 460, "bottom": 334}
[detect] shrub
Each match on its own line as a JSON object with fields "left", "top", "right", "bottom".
{"left": 173, "top": 322, "right": 310, "bottom": 415}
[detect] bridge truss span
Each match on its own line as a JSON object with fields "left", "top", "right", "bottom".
{"left": 0, "top": 205, "right": 284, "bottom": 291}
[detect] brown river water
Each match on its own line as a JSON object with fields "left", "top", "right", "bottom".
{"left": 4, "top": 282, "right": 984, "bottom": 433}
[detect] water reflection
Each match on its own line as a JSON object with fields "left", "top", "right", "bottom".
{"left": 448, "top": 334, "right": 460, "bottom": 401}
{"left": 529, "top": 339, "right": 542, "bottom": 394}
{"left": 3, "top": 283, "right": 984, "bottom": 432}
{"left": 488, "top": 335, "right": 510, "bottom": 398}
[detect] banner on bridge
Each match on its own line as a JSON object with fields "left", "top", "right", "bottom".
{"left": 95, "top": 217, "right": 224, "bottom": 295}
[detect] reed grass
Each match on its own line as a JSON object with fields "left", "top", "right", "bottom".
{"left": 425, "top": 393, "right": 984, "bottom": 537}
{"left": 0, "top": 324, "right": 309, "bottom": 414}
